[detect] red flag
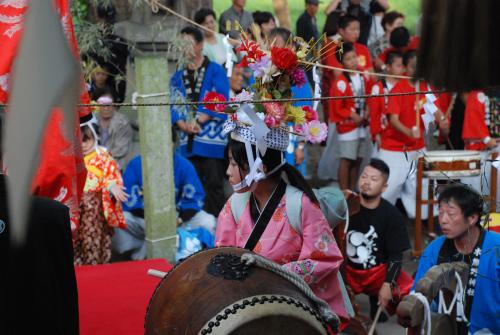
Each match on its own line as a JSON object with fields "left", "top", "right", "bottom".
{"left": 0, "top": 0, "right": 90, "bottom": 231}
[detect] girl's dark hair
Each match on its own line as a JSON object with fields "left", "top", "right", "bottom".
{"left": 253, "top": 11, "right": 275, "bottom": 26}
{"left": 226, "top": 139, "right": 318, "bottom": 204}
{"left": 194, "top": 8, "right": 216, "bottom": 25}
{"left": 437, "top": 184, "right": 485, "bottom": 224}
{"left": 381, "top": 11, "right": 404, "bottom": 31}
{"left": 81, "top": 124, "right": 100, "bottom": 142}
{"left": 336, "top": 41, "right": 355, "bottom": 63}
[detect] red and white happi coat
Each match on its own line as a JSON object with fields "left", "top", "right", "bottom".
{"left": 0, "top": 0, "right": 91, "bottom": 230}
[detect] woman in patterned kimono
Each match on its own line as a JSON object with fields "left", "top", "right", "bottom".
{"left": 74, "top": 116, "right": 128, "bottom": 265}
{"left": 215, "top": 121, "right": 348, "bottom": 321}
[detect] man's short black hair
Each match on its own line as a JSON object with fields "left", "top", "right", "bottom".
{"left": 335, "top": 41, "right": 355, "bottom": 63}
{"left": 253, "top": 11, "right": 275, "bottom": 26}
{"left": 390, "top": 26, "right": 410, "bottom": 48}
{"left": 438, "top": 184, "right": 484, "bottom": 222}
{"left": 269, "top": 27, "right": 292, "bottom": 44}
{"left": 194, "top": 8, "right": 216, "bottom": 25}
{"left": 338, "top": 14, "right": 360, "bottom": 30}
{"left": 180, "top": 26, "right": 204, "bottom": 44}
{"left": 403, "top": 49, "right": 417, "bottom": 66}
{"left": 368, "top": 158, "right": 390, "bottom": 180}
{"left": 385, "top": 50, "right": 403, "bottom": 65}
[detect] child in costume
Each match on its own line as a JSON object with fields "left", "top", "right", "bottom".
{"left": 74, "top": 115, "right": 128, "bottom": 265}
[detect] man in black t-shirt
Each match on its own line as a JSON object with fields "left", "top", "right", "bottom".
{"left": 344, "top": 158, "right": 413, "bottom": 321}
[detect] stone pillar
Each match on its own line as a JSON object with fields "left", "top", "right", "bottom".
{"left": 135, "top": 55, "right": 177, "bottom": 262}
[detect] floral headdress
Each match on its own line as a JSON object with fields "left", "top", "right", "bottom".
{"left": 202, "top": 33, "right": 329, "bottom": 189}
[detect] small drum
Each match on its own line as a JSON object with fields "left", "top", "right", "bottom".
{"left": 423, "top": 150, "right": 481, "bottom": 178}
{"left": 145, "top": 247, "right": 330, "bottom": 335}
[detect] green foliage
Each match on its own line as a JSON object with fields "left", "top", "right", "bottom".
{"left": 213, "top": 0, "right": 421, "bottom": 35}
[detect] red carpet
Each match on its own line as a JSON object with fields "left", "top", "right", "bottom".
{"left": 76, "top": 259, "right": 173, "bottom": 335}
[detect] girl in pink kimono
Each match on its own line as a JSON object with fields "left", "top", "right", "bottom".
{"left": 216, "top": 137, "right": 348, "bottom": 323}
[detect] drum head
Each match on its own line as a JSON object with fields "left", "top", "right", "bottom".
{"left": 145, "top": 247, "right": 328, "bottom": 335}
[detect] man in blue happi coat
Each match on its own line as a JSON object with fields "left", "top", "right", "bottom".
{"left": 112, "top": 150, "right": 216, "bottom": 261}
{"left": 413, "top": 184, "right": 500, "bottom": 335}
{"left": 170, "top": 26, "right": 230, "bottom": 217}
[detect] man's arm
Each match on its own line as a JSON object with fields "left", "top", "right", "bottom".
{"left": 389, "top": 114, "right": 420, "bottom": 138}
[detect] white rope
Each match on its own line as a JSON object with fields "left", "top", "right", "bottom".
{"left": 410, "top": 292, "right": 432, "bottom": 335}
{"left": 131, "top": 91, "right": 170, "bottom": 110}
{"left": 145, "top": 235, "right": 177, "bottom": 244}
{"left": 438, "top": 272, "right": 468, "bottom": 323}
{"left": 241, "top": 253, "right": 340, "bottom": 328}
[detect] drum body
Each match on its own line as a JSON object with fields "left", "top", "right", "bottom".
{"left": 145, "top": 247, "right": 328, "bottom": 335}
{"left": 423, "top": 150, "right": 481, "bottom": 178}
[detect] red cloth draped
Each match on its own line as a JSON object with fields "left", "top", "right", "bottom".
{"left": 0, "top": 0, "right": 90, "bottom": 230}
{"left": 344, "top": 264, "right": 413, "bottom": 315}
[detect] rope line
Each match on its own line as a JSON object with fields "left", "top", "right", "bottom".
{"left": 0, "top": 88, "right": 457, "bottom": 108}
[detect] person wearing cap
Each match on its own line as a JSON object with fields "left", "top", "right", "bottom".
{"left": 215, "top": 111, "right": 348, "bottom": 323}
{"left": 74, "top": 115, "right": 128, "bottom": 265}
{"left": 297, "top": 0, "right": 320, "bottom": 44}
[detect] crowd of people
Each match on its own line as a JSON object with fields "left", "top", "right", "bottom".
{"left": 71, "top": 0, "right": 500, "bottom": 333}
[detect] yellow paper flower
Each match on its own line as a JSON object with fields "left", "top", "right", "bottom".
{"left": 286, "top": 105, "right": 306, "bottom": 125}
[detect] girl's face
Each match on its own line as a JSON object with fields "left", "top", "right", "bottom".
{"left": 202, "top": 15, "right": 216, "bottom": 37}
{"left": 226, "top": 150, "right": 249, "bottom": 193}
{"left": 81, "top": 131, "right": 96, "bottom": 155}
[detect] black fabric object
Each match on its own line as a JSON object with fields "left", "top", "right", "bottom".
{"left": 437, "top": 228, "right": 486, "bottom": 335}
{"left": 447, "top": 95, "right": 466, "bottom": 150}
{"left": 183, "top": 57, "right": 210, "bottom": 153}
{"left": 296, "top": 11, "right": 319, "bottom": 43}
{"left": 245, "top": 180, "right": 287, "bottom": 251}
{"left": 0, "top": 175, "right": 79, "bottom": 335}
{"left": 417, "top": 0, "right": 500, "bottom": 91}
{"left": 189, "top": 156, "right": 227, "bottom": 217}
{"left": 385, "top": 253, "right": 403, "bottom": 283}
{"left": 346, "top": 199, "right": 410, "bottom": 271}
{"left": 179, "top": 208, "right": 198, "bottom": 222}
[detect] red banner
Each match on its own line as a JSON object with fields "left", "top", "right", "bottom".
{"left": 0, "top": 0, "right": 90, "bottom": 230}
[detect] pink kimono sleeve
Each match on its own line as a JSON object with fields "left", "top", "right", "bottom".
{"left": 215, "top": 199, "right": 238, "bottom": 247}
{"left": 282, "top": 195, "right": 343, "bottom": 285}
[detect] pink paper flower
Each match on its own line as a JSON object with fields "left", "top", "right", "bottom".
{"left": 263, "top": 102, "right": 285, "bottom": 127}
{"left": 303, "top": 120, "right": 328, "bottom": 143}
{"left": 302, "top": 106, "right": 318, "bottom": 122}
{"left": 290, "top": 67, "right": 307, "bottom": 87}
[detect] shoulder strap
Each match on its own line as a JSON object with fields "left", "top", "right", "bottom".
{"left": 230, "top": 185, "right": 304, "bottom": 235}
{"left": 230, "top": 192, "right": 251, "bottom": 222}
{"left": 285, "top": 184, "right": 303, "bottom": 235}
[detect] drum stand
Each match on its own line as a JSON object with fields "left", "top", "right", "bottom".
{"left": 414, "top": 152, "right": 498, "bottom": 256}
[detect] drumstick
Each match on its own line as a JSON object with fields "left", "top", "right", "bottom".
{"left": 148, "top": 269, "right": 167, "bottom": 278}
{"left": 368, "top": 306, "right": 383, "bottom": 335}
